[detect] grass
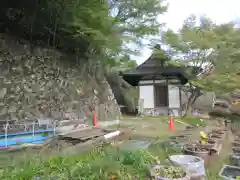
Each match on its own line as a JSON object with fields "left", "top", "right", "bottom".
{"left": 0, "top": 142, "right": 183, "bottom": 180}
{"left": 120, "top": 116, "right": 207, "bottom": 126}
{"left": 179, "top": 117, "right": 207, "bottom": 126}
{"left": 0, "top": 117, "right": 228, "bottom": 179}
{"left": 1, "top": 141, "right": 228, "bottom": 179}
{"left": 115, "top": 116, "right": 206, "bottom": 140}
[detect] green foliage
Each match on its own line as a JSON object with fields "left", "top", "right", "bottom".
{"left": 106, "top": 54, "right": 138, "bottom": 112}
{"left": 180, "top": 117, "right": 206, "bottom": 126}
{"left": 202, "top": 23, "right": 240, "bottom": 94}
{"left": 0, "top": 146, "right": 158, "bottom": 180}
{"left": 164, "top": 16, "right": 240, "bottom": 95}
{"left": 162, "top": 15, "right": 240, "bottom": 118}
{"left": 0, "top": 0, "right": 116, "bottom": 55}
{"left": 0, "top": 0, "right": 167, "bottom": 60}
{"left": 153, "top": 166, "right": 186, "bottom": 178}
{"left": 163, "top": 15, "right": 218, "bottom": 72}
{"left": 0, "top": 0, "right": 168, "bottom": 117}
{"left": 162, "top": 15, "right": 219, "bottom": 116}
{"left": 109, "top": 0, "right": 167, "bottom": 53}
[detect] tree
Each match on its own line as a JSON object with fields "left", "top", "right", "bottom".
{"left": 162, "top": 15, "right": 219, "bottom": 117}
{"left": 0, "top": 0, "right": 116, "bottom": 55}
{"left": 109, "top": 0, "right": 168, "bottom": 55}
{"left": 0, "top": 0, "right": 169, "bottom": 119}
{"left": 106, "top": 0, "right": 168, "bottom": 112}
{"left": 201, "top": 22, "right": 240, "bottom": 94}
{"left": 0, "top": 0, "right": 168, "bottom": 67}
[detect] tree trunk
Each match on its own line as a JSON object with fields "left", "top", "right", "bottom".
{"left": 182, "top": 92, "right": 201, "bottom": 118}
{"left": 184, "top": 101, "right": 193, "bottom": 117}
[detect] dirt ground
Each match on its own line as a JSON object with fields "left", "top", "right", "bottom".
{"left": 112, "top": 116, "right": 232, "bottom": 179}
{"left": 116, "top": 116, "right": 186, "bottom": 139}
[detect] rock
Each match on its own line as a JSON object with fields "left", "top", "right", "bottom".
{"left": 56, "top": 125, "right": 75, "bottom": 134}
{"left": 60, "top": 119, "right": 86, "bottom": 126}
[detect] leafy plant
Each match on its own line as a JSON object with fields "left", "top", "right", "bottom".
{"left": 153, "top": 166, "right": 186, "bottom": 178}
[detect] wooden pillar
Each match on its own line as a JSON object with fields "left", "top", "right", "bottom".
{"left": 138, "top": 99, "right": 144, "bottom": 116}
{"left": 179, "top": 85, "right": 182, "bottom": 116}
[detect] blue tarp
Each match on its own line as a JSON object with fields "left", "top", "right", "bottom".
{"left": 0, "top": 134, "right": 50, "bottom": 146}
{"left": 0, "top": 129, "right": 54, "bottom": 137}
{"left": 0, "top": 129, "right": 54, "bottom": 147}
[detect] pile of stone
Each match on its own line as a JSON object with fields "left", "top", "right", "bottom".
{"left": 56, "top": 118, "right": 89, "bottom": 135}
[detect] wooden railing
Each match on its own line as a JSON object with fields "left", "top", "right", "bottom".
{"left": 95, "top": 101, "right": 120, "bottom": 121}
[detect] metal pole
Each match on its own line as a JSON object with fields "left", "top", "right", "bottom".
{"left": 5, "top": 123, "right": 8, "bottom": 148}
{"left": 53, "top": 120, "right": 56, "bottom": 136}
{"left": 32, "top": 122, "right": 35, "bottom": 136}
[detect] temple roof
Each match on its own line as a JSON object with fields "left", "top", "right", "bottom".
{"left": 121, "top": 45, "right": 191, "bottom": 86}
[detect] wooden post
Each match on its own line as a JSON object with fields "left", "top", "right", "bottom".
{"left": 138, "top": 99, "right": 144, "bottom": 116}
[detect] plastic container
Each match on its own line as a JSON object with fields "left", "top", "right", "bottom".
{"left": 164, "top": 140, "right": 186, "bottom": 150}
{"left": 169, "top": 155, "right": 205, "bottom": 178}
{"left": 150, "top": 165, "right": 190, "bottom": 180}
{"left": 233, "top": 147, "right": 240, "bottom": 154}
{"left": 232, "top": 141, "right": 240, "bottom": 147}
{"left": 208, "top": 132, "right": 223, "bottom": 141}
{"left": 219, "top": 165, "right": 240, "bottom": 179}
{"left": 211, "top": 129, "right": 225, "bottom": 135}
{"left": 183, "top": 145, "right": 210, "bottom": 168}
{"left": 229, "top": 153, "right": 240, "bottom": 166}
{"left": 120, "top": 140, "right": 151, "bottom": 150}
{"left": 197, "top": 138, "right": 217, "bottom": 148}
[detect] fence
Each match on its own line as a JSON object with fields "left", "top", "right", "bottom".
{"left": 95, "top": 102, "right": 120, "bottom": 121}
{"left": 1, "top": 121, "right": 57, "bottom": 148}
{"left": 231, "top": 121, "right": 240, "bottom": 134}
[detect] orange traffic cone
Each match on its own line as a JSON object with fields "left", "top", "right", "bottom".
{"left": 169, "top": 115, "right": 174, "bottom": 131}
{"left": 93, "top": 113, "right": 98, "bottom": 128}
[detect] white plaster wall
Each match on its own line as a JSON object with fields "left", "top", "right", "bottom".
{"left": 168, "top": 85, "right": 180, "bottom": 108}
{"left": 168, "top": 85, "right": 180, "bottom": 116}
{"left": 139, "top": 81, "right": 154, "bottom": 108}
{"left": 138, "top": 79, "right": 180, "bottom": 85}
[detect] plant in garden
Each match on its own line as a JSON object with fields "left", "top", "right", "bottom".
{"left": 153, "top": 166, "right": 186, "bottom": 178}
{"left": 0, "top": 146, "right": 162, "bottom": 179}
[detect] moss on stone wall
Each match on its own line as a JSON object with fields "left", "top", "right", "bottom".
{"left": 0, "top": 34, "right": 119, "bottom": 122}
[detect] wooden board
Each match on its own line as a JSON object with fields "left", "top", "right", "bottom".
{"left": 60, "top": 128, "right": 106, "bottom": 140}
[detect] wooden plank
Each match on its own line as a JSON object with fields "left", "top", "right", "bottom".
{"left": 78, "top": 130, "right": 105, "bottom": 140}
{"left": 61, "top": 129, "right": 105, "bottom": 140}
{"left": 211, "top": 143, "right": 222, "bottom": 155}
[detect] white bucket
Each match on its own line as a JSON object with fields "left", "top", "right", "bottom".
{"left": 169, "top": 155, "right": 205, "bottom": 178}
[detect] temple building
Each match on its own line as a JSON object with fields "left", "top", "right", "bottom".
{"left": 122, "top": 46, "right": 197, "bottom": 116}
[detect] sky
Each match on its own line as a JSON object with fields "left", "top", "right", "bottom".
{"left": 133, "top": 0, "right": 240, "bottom": 65}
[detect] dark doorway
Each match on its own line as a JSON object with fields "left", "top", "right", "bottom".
{"left": 154, "top": 85, "right": 168, "bottom": 107}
